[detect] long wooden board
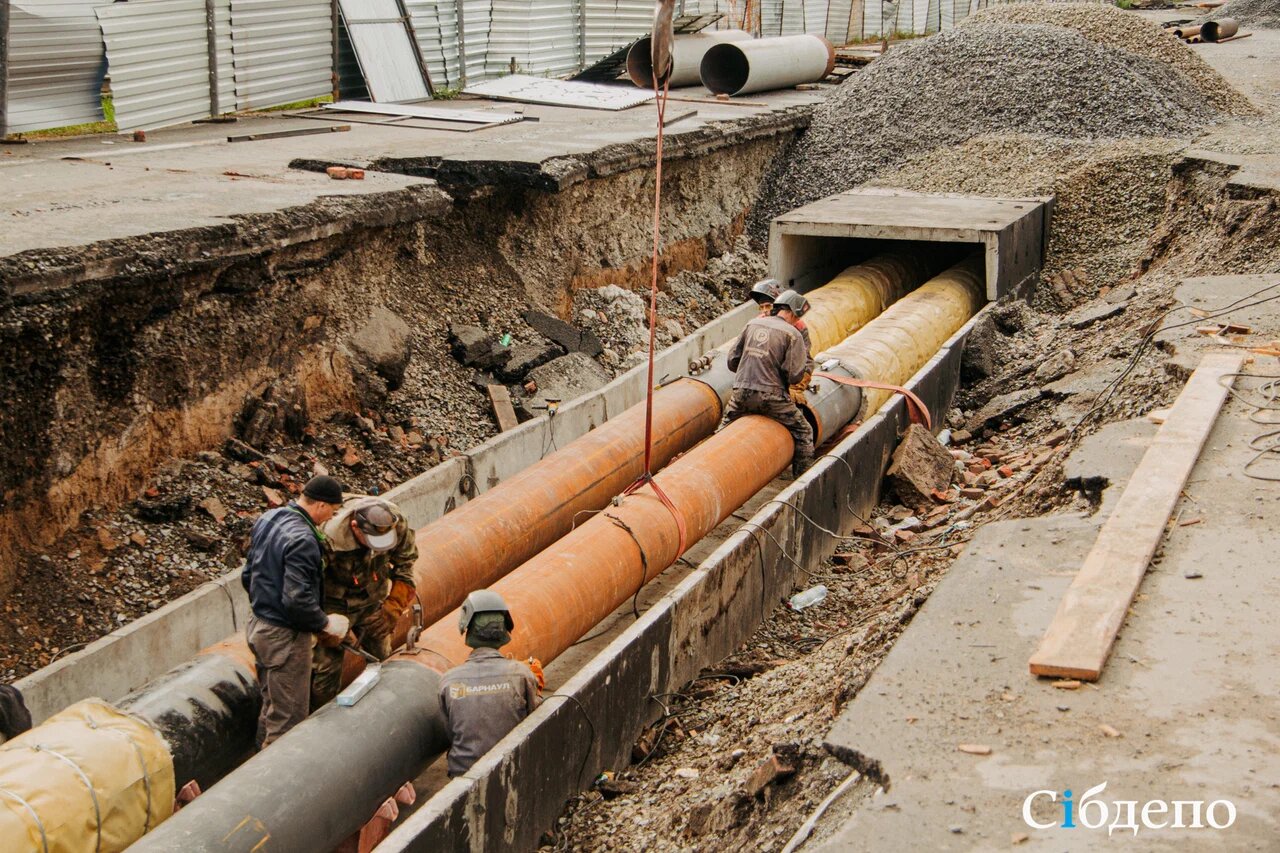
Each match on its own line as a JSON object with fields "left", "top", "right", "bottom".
{"left": 487, "top": 385, "right": 519, "bottom": 433}
{"left": 1029, "top": 352, "right": 1244, "bottom": 680}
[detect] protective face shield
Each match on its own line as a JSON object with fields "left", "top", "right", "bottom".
{"left": 773, "top": 289, "right": 810, "bottom": 318}
{"left": 458, "top": 589, "right": 515, "bottom": 634}
{"left": 749, "top": 278, "right": 783, "bottom": 306}
{"left": 354, "top": 502, "right": 398, "bottom": 552}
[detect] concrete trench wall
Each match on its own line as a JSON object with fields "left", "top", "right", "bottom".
{"left": 378, "top": 308, "right": 983, "bottom": 852}
{"left": 15, "top": 302, "right": 757, "bottom": 723}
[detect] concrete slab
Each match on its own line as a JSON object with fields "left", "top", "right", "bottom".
{"left": 1063, "top": 417, "right": 1158, "bottom": 515}
{"left": 0, "top": 86, "right": 821, "bottom": 258}
{"left": 819, "top": 379, "right": 1280, "bottom": 849}
{"left": 767, "top": 187, "right": 1051, "bottom": 300}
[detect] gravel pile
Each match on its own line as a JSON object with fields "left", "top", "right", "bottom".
{"left": 750, "top": 23, "right": 1221, "bottom": 241}
{"left": 871, "top": 134, "right": 1183, "bottom": 302}
{"left": 963, "top": 3, "right": 1255, "bottom": 114}
{"left": 1203, "top": 0, "right": 1280, "bottom": 28}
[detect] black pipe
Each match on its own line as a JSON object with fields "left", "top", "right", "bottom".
{"left": 119, "top": 652, "right": 260, "bottom": 792}
{"left": 130, "top": 662, "right": 445, "bottom": 852}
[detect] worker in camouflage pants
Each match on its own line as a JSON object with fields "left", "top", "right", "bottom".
{"left": 311, "top": 497, "right": 419, "bottom": 709}
{"left": 725, "top": 289, "right": 815, "bottom": 478}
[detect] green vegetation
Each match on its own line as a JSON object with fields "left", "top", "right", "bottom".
{"left": 18, "top": 94, "right": 117, "bottom": 140}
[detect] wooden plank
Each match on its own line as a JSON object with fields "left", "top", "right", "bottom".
{"left": 1028, "top": 352, "right": 1243, "bottom": 680}
{"left": 487, "top": 385, "right": 519, "bottom": 433}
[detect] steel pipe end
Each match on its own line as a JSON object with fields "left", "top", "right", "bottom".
{"left": 1201, "top": 18, "right": 1238, "bottom": 41}
{"left": 626, "top": 37, "right": 657, "bottom": 88}
{"left": 817, "top": 35, "right": 836, "bottom": 79}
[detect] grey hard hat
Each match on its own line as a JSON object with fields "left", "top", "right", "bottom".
{"left": 774, "top": 289, "right": 810, "bottom": 318}
{"left": 458, "top": 589, "right": 514, "bottom": 634}
{"left": 749, "top": 278, "right": 783, "bottom": 305}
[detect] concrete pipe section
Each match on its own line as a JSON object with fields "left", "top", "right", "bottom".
{"left": 130, "top": 256, "right": 986, "bottom": 853}
{"left": 700, "top": 34, "right": 835, "bottom": 97}
{"left": 0, "top": 252, "right": 947, "bottom": 853}
{"left": 1201, "top": 18, "right": 1238, "bottom": 41}
{"left": 626, "top": 30, "right": 751, "bottom": 88}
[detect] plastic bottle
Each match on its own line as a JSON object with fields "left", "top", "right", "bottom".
{"left": 788, "top": 584, "right": 828, "bottom": 611}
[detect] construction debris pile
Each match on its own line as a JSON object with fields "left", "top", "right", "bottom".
{"left": 750, "top": 15, "right": 1235, "bottom": 241}
{"left": 1202, "top": 0, "right": 1280, "bottom": 28}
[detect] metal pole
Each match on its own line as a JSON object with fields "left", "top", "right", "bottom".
{"left": 205, "top": 0, "right": 221, "bottom": 116}
{"left": 456, "top": 0, "right": 467, "bottom": 89}
{"left": 577, "top": 0, "right": 586, "bottom": 72}
{"left": 0, "top": 0, "right": 10, "bottom": 138}
{"left": 332, "top": 0, "right": 340, "bottom": 99}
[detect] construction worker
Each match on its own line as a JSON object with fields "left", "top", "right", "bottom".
{"left": 780, "top": 289, "right": 817, "bottom": 406}
{"left": 439, "top": 590, "right": 542, "bottom": 777}
{"left": 748, "top": 278, "right": 783, "bottom": 316}
{"left": 242, "top": 474, "right": 350, "bottom": 747}
{"left": 725, "top": 289, "right": 815, "bottom": 479}
{"left": 311, "top": 497, "right": 420, "bottom": 709}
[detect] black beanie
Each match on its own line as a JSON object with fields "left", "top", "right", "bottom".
{"left": 302, "top": 474, "right": 345, "bottom": 505}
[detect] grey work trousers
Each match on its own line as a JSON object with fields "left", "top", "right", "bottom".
{"left": 724, "top": 389, "right": 815, "bottom": 462}
{"left": 247, "top": 615, "right": 315, "bottom": 748}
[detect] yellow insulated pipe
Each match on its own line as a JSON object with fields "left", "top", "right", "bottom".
{"left": 803, "top": 253, "right": 937, "bottom": 352}
{"left": 820, "top": 254, "right": 985, "bottom": 417}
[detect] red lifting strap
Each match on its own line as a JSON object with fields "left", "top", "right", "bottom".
{"left": 814, "top": 372, "right": 933, "bottom": 429}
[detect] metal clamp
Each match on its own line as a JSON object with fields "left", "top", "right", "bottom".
{"left": 404, "top": 603, "right": 424, "bottom": 654}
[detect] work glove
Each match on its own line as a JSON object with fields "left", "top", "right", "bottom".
{"left": 381, "top": 580, "right": 417, "bottom": 628}
{"left": 526, "top": 657, "right": 546, "bottom": 694}
{"left": 318, "top": 613, "right": 351, "bottom": 647}
{"left": 789, "top": 369, "right": 813, "bottom": 406}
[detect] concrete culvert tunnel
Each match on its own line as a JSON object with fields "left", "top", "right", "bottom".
{"left": 5, "top": 2, "right": 1280, "bottom": 849}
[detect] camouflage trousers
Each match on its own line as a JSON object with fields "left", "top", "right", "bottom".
{"left": 310, "top": 600, "right": 394, "bottom": 710}
{"left": 724, "top": 389, "right": 814, "bottom": 463}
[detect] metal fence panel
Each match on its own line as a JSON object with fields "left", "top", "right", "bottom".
{"left": 406, "top": 0, "right": 462, "bottom": 90}
{"left": 338, "top": 0, "right": 431, "bottom": 101}
{"left": 582, "top": 0, "right": 649, "bottom": 67}
{"left": 230, "top": 0, "right": 333, "bottom": 110}
{"left": 488, "top": 0, "right": 582, "bottom": 79}
{"left": 98, "top": 0, "right": 236, "bottom": 131}
{"left": 5, "top": 1, "right": 113, "bottom": 136}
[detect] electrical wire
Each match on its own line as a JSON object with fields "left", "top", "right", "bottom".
{"left": 1071, "top": 282, "right": 1280, "bottom": 433}
{"left": 1218, "top": 372, "right": 1280, "bottom": 481}
{"left": 541, "top": 694, "right": 597, "bottom": 790}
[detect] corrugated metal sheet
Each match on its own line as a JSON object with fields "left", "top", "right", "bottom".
{"left": 98, "top": 0, "right": 236, "bottom": 131}
{"left": 487, "top": 0, "right": 582, "bottom": 79}
{"left": 406, "top": 0, "right": 462, "bottom": 89}
{"left": 4, "top": 1, "right": 112, "bottom": 136}
{"left": 582, "top": 0, "right": 649, "bottom": 67}
{"left": 464, "top": 73, "right": 652, "bottom": 108}
{"left": 230, "top": 0, "right": 333, "bottom": 110}
{"left": 338, "top": 0, "right": 431, "bottom": 102}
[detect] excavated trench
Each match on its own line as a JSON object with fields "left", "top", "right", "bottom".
{"left": 0, "top": 129, "right": 796, "bottom": 675}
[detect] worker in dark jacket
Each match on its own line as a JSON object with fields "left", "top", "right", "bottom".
{"left": 242, "top": 474, "right": 350, "bottom": 747}
{"left": 439, "top": 590, "right": 541, "bottom": 777}
{"left": 725, "top": 289, "right": 815, "bottom": 479}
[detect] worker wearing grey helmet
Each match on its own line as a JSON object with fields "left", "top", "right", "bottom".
{"left": 725, "top": 288, "right": 815, "bottom": 479}
{"left": 748, "top": 278, "right": 783, "bottom": 316}
{"left": 438, "top": 590, "right": 542, "bottom": 777}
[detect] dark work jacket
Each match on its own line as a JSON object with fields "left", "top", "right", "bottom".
{"left": 241, "top": 503, "right": 329, "bottom": 633}
{"left": 726, "top": 315, "right": 808, "bottom": 394}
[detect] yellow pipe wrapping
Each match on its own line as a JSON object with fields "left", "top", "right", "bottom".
{"left": 821, "top": 255, "right": 985, "bottom": 417}
{"left": 802, "top": 253, "right": 936, "bottom": 353}
{"left": 0, "top": 699, "right": 174, "bottom": 853}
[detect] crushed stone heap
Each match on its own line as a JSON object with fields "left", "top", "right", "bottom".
{"left": 1203, "top": 0, "right": 1280, "bottom": 28}
{"left": 964, "top": 3, "right": 1255, "bottom": 115}
{"left": 750, "top": 21, "right": 1227, "bottom": 240}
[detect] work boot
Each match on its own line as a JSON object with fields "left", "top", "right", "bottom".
{"left": 791, "top": 457, "right": 812, "bottom": 480}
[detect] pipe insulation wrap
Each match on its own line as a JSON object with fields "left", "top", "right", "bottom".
{"left": 627, "top": 30, "right": 751, "bottom": 87}
{"left": 0, "top": 699, "right": 174, "bottom": 853}
{"left": 821, "top": 255, "right": 986, "bottom": 419}
{"left": 130, "top": 662, "right": 444, "bottom": 853}
{"left": 700, "top": 34, "right": 835, "bottom": 96}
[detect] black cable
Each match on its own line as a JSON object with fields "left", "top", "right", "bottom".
{"left": 542, "top": 693, "right": 597, "bottom": 791}
{"left": 1071, "top": 283, "right": 1280, "bottom": 433}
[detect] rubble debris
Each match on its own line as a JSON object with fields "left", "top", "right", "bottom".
{"left": 198, "top": 496, "right": 229, "bottom": 524}
{"left": 966, "top": 389, "right": 1042, "bottom": 432}
{"left": 518, "top": 354, "right": 611, "bottom": 420}
{"left": 1067, "top": 300, "right": 1126, "bottom": 329}
{"left": 349, "top": 307, "right": 413, "bottom": 392}
{"left": 1034, "top": 349, "right": 1076, "bottom": 384}
{"left": 523, "top": 310, "right": 603, "bottom": 358}
{"left": 132, "top": 494, "right": 192, "bottom": 523}
{"left": 885, "top": 424, "right": 955, "bottom": 512}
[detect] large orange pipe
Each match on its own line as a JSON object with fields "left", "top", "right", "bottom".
{"left": 409, "top": 414, "right": 794, "bottom": 669}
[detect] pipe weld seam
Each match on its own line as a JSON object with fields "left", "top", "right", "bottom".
{"left": 603, "top": 512, "right": 650, "bottom": 584}
{"left": 0, "top": 786, "right": 49, "bottom": 853}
